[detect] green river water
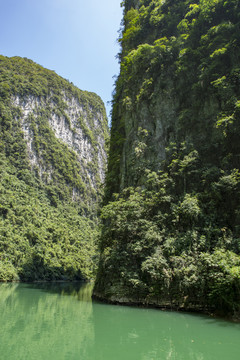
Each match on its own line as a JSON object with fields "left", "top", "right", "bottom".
{"left": 0, "top": 282, "right": 239, "bottom": 360}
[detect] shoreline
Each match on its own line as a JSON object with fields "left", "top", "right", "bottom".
{"left": 92, "top": 291, "right": 240, "bottom": 323}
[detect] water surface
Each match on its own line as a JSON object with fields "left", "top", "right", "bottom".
{"left": 0, "top": 282, "right": 239, "bottom": 360}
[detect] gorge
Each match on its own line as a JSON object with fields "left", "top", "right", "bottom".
{"left": 0, "top": 0, "right": 240, "bottom": 320}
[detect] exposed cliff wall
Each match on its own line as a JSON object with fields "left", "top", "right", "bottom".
{"left": 0, "top": 55, "right": 108, "bottom": 281}
{"left": 13, "top": 93, "right": 106, "bottom": 187}
{"left": 94, "top": 0, "right": 240, "bottom": 318}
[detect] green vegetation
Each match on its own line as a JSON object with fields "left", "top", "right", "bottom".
{"left": 95, "top": 167, "right": 240, "bottom": 315}
{"left": 95, "top": 0, "right": 240, "bottom": 317}
{"left": 0, "top": 55, "right": 108, "bottom": 281}
{"left": 0, "top": 157, "right": 98, "bottom": 281}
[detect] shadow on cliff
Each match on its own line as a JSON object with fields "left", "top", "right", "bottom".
{"left": 18, "top": 254, "right": 84, "bottom": 283}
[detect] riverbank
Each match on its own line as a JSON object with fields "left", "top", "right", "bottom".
{"left": 93, "top": 291, "right": 240, "bottom": 323}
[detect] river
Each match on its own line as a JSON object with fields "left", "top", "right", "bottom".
{"left": 0, "top": 282, "right": 239, "bottom": 360}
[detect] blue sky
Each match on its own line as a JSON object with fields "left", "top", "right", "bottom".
{"left": 0, "top": 0, "right": 123, "bottom": 118}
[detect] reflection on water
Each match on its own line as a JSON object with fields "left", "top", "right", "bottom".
{"left": 0, "top": 282, "right": 240, "bottom": 360}
{"left": 0, "top": 282, "right": 93, "bottom": 360}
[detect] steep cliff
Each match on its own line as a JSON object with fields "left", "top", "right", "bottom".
{"left": 94, "top": 0, "right": 240, "bottom": 317}
{"left": 0, "top": 55, "right": 108, "bottom": 281}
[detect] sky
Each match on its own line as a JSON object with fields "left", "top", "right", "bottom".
{"left": 0, "top": 0, "right": 123, "bottom": 118}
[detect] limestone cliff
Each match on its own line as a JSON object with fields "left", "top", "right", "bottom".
{"left": 94, "top": 0, "right": 240, "bottom": 318}
{"left": 13, "top": 93, "right": 106, "bottom": 189}
{"left": 0, "top": 55, "right": 108, "bottom": 281}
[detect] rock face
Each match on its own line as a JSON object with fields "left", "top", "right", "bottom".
{"left": 13, "top": 92, "right": 107, "bottom": 192}
{"left": 0, "top": 55, "right": 108, "bottom": 281}
{"left": 0, "top": 55, "right": 108, "bottom": 207}
{"left": 94, "top": 0, "right": 240, "bottom": 318}
{"left": 118, "top": 90, "right": 178, "bottom": 190}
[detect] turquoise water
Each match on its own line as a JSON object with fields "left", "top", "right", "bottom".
{"left": 0, "top": 282, "right": 239, "bottom": 360}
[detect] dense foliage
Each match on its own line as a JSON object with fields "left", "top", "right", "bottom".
{"left": 95, "top": 0, "right": 240, "bottom": 317}
{"left": 0, "top": 157, "right": 98, "bottom": 281}
{"left": 0, "top": 56, "right": 108, "bottom": 281}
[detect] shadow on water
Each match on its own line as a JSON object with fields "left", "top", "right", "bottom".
{"left": 22, "top": 281, "right": 93, "bottom": 299}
